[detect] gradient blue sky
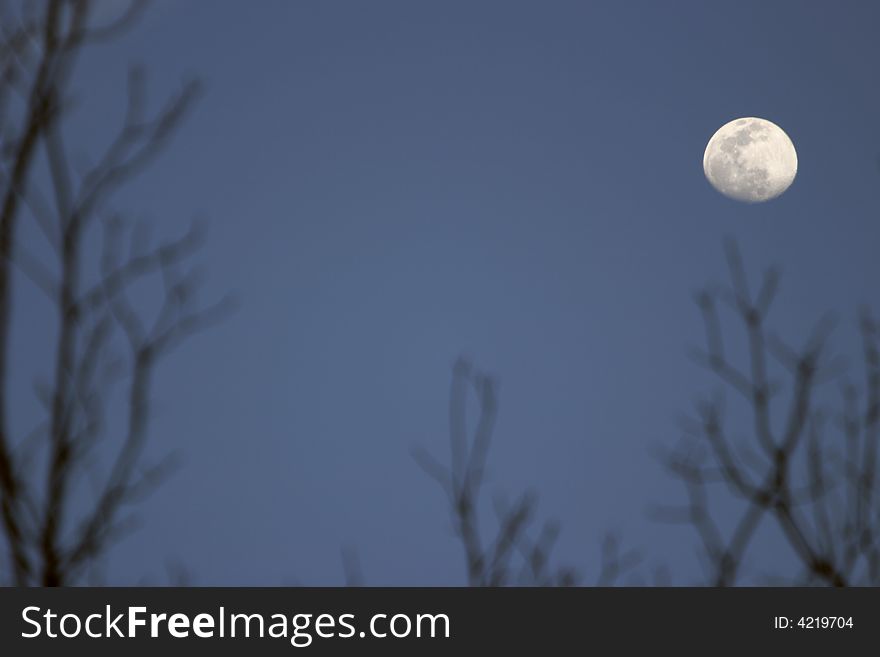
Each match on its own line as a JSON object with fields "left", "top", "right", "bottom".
{"left": 11, "top": 0, "right": 880, "bottom": 584}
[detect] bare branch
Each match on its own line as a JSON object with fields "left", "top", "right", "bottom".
{"left": 663, "top": 240, "right": 876, "bottom": 585}
{"left": 416, "top": 359, "right": 576, "bottom": 586}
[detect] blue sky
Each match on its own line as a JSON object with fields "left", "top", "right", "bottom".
{"left": 11, "top": 0, "right": 880, "bottom": 584}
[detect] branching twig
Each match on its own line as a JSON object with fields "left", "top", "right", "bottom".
{"left": 660, "top": 240, "right": 880, "bottom": 586}
{"left": 415, "top": 358, "right": 579, "bottom": 586}
{"left": 0, "top": 0, "right": 224, "bottom": 585}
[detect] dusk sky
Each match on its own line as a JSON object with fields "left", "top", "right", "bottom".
{"left": 9, "top": 0, "right": 880, "bottom": 584}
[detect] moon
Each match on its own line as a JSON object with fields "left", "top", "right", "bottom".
{"left": 703, "top": 117, "right": 797, "bottom": 202}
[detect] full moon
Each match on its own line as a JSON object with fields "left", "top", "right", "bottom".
{"left": 703, "top": 117, "right": 797, "bottom": 202}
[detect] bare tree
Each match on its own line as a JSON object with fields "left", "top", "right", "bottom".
{"left": 415, "top": 358, "right": 641, "bottom": 586}
{"left": 656, "top": 239, "right": 880, "bottom": 586}
{"left": 0, "top": 0, "right": 227, "bottom": 585}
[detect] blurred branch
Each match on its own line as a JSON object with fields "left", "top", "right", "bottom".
{"left": 0, "top": 0, "right": 224, "bottom": 586}
{"left": 660, "top": 239, "right": 880, "bottom": 586}
{"left": 415, "top": 358, "right": 579, "bottom": 586}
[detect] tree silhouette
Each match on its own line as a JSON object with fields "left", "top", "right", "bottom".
{"left": 0, "top": 0, "right": 227, "bottom": 585}
{"left": 656, "top": 240, "right": 880, "bottom": 586}
{"left": 414, "top": 358, "right": 641, "bottom": 586}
